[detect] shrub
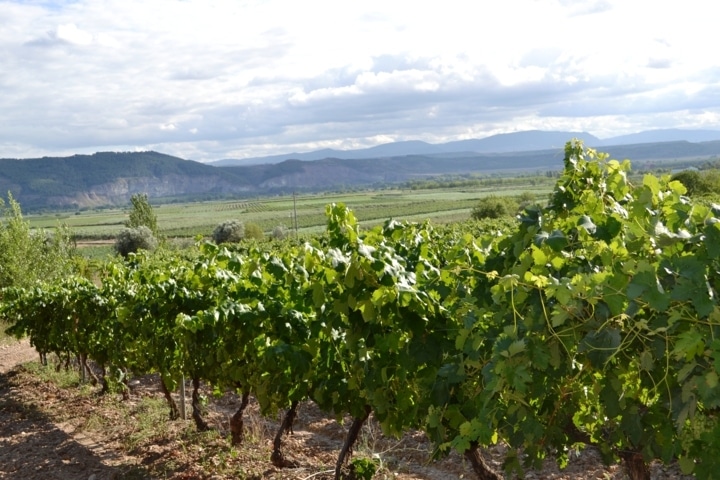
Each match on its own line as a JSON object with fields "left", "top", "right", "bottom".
{"left": 114, "top": 226, "right": 158, "bottom": 257}
{"left": 471, "top": 195, "right": 518, "bottom": 220}
{"left": 517, "top": 191, "right": 535, "bottom": 204}
{"left": 244, "top": 222, "right": 265, "bottom": 241}
{"left": 700, "top": 169, "right": 720, "bottom": 195}
{"left": 272, "top": 225, "right": 289, "bottom": 240}
{"left": 212, "top": 220, "right": 244, "bottom": 244}
{"left": 516, "top": 191, "right": 538, "bottom": 211}
{"left": 672, "top": 169, "right": 720, "bottom": 197}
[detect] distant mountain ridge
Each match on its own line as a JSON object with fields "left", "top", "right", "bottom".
{"left": 3, "top": 130, "right": 720, "bottom": 210}
{"left": 595, "top": 128, "right": 720, "bottom": 146}
{"left": 211, "top": 129, "right": 720, "bottom": 166}
{"left": 211, "top": 130, "right": 599, "bottom": 165}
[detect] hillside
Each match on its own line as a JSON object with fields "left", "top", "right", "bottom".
{"left": 2, "top": 137, "right": 720, "bottom": 210}
{"left": 0, "top": 152, "right": 253, "bottom": 209}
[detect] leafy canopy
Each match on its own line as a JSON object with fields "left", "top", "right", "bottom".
{"left": 125, "top": 193, "right": 159, "bottom": 236}
{"left": 0, "top": 192, "right": 76, "bottom": 289}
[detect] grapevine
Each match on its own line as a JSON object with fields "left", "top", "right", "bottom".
{"left": 2, "top": 140, "right": 719, "bottom": 479}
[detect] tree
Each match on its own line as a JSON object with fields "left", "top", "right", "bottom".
{"left": 212, "top": 220, "right": 245, "bottom": 244}
{"left": 114, "top": 226, "right": 158, "bottom": 258}
{"left": 0, "top": 193, "right": 76, "bottom": 289}
{"left": 470, "top": 195, "right": 518, "bottom": 220}
{"left": 671, "top": 170, "right": 701, "bottom": 195}
{"left": 126, "top": 193, "right": 159, "bottom": 236}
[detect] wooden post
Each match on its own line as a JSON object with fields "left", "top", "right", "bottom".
{"left": 293, "top": 192, "right": 299, "bottom": 237}
{"left": 179, "top": 376, "right": 186, "bottom": 420}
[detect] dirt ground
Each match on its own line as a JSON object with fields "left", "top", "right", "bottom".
{"left": 0, "top": 339, "right": 696, "bottom": 479}
{"left": 0, "top": 338, "right": 40, "bottom": 374}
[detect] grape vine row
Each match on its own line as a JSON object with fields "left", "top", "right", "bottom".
{"left": 2, "top": 141, "right": 719, "bottom": 480}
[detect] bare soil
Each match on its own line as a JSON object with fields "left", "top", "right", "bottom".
{"left": 0, "top": 340, "right": 695, "bottom": 479}
{"left": 0, "top": 339, "right": 39, "bottom": 373}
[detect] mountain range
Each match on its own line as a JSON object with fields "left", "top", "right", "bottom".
{"left": 211, "top": 129, "right": 720, "bottom": 166}
{"left": 2, "top": 129, "right": 720, "bottom": 210}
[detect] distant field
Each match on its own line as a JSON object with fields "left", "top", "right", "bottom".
{"left": 25, "top": 181, "right": 553, "bottom": 242}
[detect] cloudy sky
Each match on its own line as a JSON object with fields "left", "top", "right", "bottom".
{"left": 2, "top": 0, "right": 718, "bottom": 162}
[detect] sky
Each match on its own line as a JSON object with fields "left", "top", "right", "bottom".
{"left": 2, "top": 0, "right": 719, "bottom": 162}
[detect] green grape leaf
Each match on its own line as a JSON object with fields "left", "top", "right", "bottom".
{"left": 534, "top": 231, "right": 549, "bottom": 247}
{"left": 620, "top": 410, "right": 643, "bottom": 446}
{"left": 546, "top": 230, "right": 569, "bottom": 252}
{"left": 639, "top": 350, "right": 654, "bottom": 371}
{"left": 359, "top": 299, "right": 376, "bottom": 323}
{"left": 712, "top": 339, "right": 720, "bottom": 373}
{"left": 600, "top": 381, "right": 622, "bottom": 417}
{"left": 595, "top": 215, "right": 623, "bottom": 242}
{"left": 312, "top": 282, "right": 325, "bottom": 307}
{"left": 602, "top": 273, "right": 629, "bottom": 316}
{"left": 531, "top": 245, "right": 547, "bottom": 266}
{"left": 705, "top": 222, "right": 720, "bottom": 259}
{"left": 507, "top": 339, "right": 526, "bottom": 357}
{"left": 579, "top": 328, "right": 621, "bottom": 367}
{"left": 706, "top": 371, "right": 719, "bottom": 389}
{"left": 678, "top": 457, "right": 695, "bottom": 475}
{"left": 547, "top": 281, "right": 573, "bottom": 306}
{"left": 550, "top": 255, "right": 565, "bottom": 270}
{"left": 577, "top": 215, "right": 597, "bottom": 234}
{"left": 674, "top": 330, "right": 705, "bottom": 361}
{"left": 627, "top": 270, "right": 670, "bottom": 311}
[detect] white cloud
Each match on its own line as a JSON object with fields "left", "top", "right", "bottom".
{"left": 53, "top": 23, "right": 92, "bottom": 45}
{"left": 0, "top": 0, "right": 718, "bottom": 161}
